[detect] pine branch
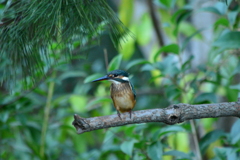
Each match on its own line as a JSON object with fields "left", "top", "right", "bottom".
{"left": 0, "top": 0, "right": 128, "bottom": 89}
{"left": 72, "top": 99, "right": 240, "bottom": 134}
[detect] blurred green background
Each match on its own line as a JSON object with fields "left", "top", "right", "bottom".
{"left": 1, "top": 0, "right": 240, "bottom": 159}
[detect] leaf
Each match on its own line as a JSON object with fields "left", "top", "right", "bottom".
{"left": 134, "top": 124, "right": 148, "bottom": 133}
{"left": 141, "top": 64, "right": 155, "bottom": 71}
{"left": 229, "top": 119, "right": 240, "bottom": 144}
{"left": 181, "top": 55, "right": 194, "bottom": 71}
{"left": 163, "top": 150, "right": 192, "bottom": 159}
{"left": 194, "top": 92, "right": 217, "bottom": 103}
{"left": 59, "top": 71, "right": 86, "bottom": 81}
{"left": 226, "top": 148, "right": 240, "bottom": 160}
{"left": 136, "top": 14, "right": 152, "bottom": 45}
{"left": 84, "top": 73, "right": 104, "bottom": 83}
{"left": 229, "top": 84, "right": 240, "bottom": 90}
{"left": 155, "top": 55, "right": 180, "bottom": 77}
{"left": 162, "top": 44, "right": 180, "bottom": 54}
{"left": 214, "top": 2, "right": 228, "bottom": 15}
{"left": 152, "top": 125, "right": 186, "bottom": 141}
{"left": 159, "top": 0, "right": 177, "bottom": 9}
{"left": 69, "top": 95, "right": 87, "bottom": 112}
{"left": 103, "top": 129, "right": 115, "bottom": 144}
{"left": 102, "top": 128, "right": 122, "bottom": 152}
{"left": 179, "top": 22, "right": 203, "bottom": 39}
{"left": 200, "top": 2, "right": 227, "bottom": 15}
{"left": 200, "top": 130, "right": 226, "bottom": 154}
{"left": 154, "top": 44, "right": 180, "bottom": 62}
{"left": 124, "top": 126, "right": 137, "bottom": 139}
{"left": 25, "top": 139, "right": 41, "bottom": 158}
{"left": 219, "top": 56, "right": 238, "bottom": 78}
{"left": 125, "top": 59, "right": 150, "bottom": 70}
{"left": 118, "top": 25, "right": 136, "bottom": 60}
{"left": 214, "top": 18, "right": 229, "bottom": 30}
{"left": 181, "top": 28, "right": 204, "bottom": 52}
{"left": 172, "top": 8, "right": 193, "bottom": 36}
{"left": 147, "top": 141, "right": 162, "bottom": 160}
{"left": 52, "top": 95, "right": 71, "bottom": 107}
{"left": 159, "top": 126, "right": 186, "bottom": 137}
{"left": 172, "top": 8, "right": 192, "bottom": 25}
{"left": 213, "top": 147, "right": 239, "bottom": 160}
{"left": 165, "top": 86, "right": 181, "bottom": 101}
{"left": 232, "top": 62, "right": 240, "bottom": 75}
{"left": 120, "top": 139, "right": 137, "bottom": 156}
{"left": 213, "top": 31, "right": 240, "bottom": 49}
{"left": 85, "top": 97, "right": 112, "bottom": 110}
{"left": 16, "top": 114, "right": 27, "bottom": 125}
{"left": 119, "top": 0, "right": 133, "bottom": 26}
{"left": 227, "top": 10, "right": 238, "bottom": 26}
{"left": 26, "top": 122, "right": 41, "bottom": 131}
{"left": 0, "top": 112, "right": 9, "bottom": 123}
{"left": 108, "top": 54, "right": 123, "bottom": 72}
{"left": 199, "top": 7, "right": 222, "bottom": 15}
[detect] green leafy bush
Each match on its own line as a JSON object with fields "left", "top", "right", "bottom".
{"left": 1, "top": 0, "right": 240, "bottom": 160}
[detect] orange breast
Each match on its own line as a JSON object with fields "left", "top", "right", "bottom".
{"left": 112, "top": 94, "right": 136, "bottom": 113}
{"left": 110, "top": 83, "right": 136, "bottom": 113}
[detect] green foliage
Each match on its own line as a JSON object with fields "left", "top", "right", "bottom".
{"left": 107, "top": 54, "right": 122, "bottom": 72}
{"left": 147, "top": 141, "right": 163, "bottom": 160}
{"left": 213, "top": 31, "right": 240, "bottom": 49}
{"left": 154, "top": 44, "right": 180, "bottom": 61}
{"left": 1, "top": 0, "right": 240, "bottom": 160}
{"left": 0, "top": 0, "right": 128, "bottom": 89}
{"left": 120, "top": 139, "right": 137, "bottom": 156}
{"left": 200, "top": 130, "right": 226, "bottom": 154}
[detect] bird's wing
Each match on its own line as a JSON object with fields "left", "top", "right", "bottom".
{"left": 129, "top": 81, "right": 136, "bottom": 100}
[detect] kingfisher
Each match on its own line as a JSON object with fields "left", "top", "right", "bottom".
{"left": 92, "top": 69, "right": 136, "bottom": 119}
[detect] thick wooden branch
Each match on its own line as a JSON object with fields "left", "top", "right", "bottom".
{"left": 72, "top": 100, "right": 240, "bottom": 134}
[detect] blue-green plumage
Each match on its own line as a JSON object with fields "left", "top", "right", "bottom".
{"left": 92, "top": 69, "right": 136, "bottom": 119}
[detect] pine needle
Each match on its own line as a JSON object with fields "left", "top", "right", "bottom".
{"left": 0, "top": 0, "right": 129, "bottom": 90}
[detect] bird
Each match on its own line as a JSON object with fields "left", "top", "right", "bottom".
{"left": 92, "top": 69, "right": 136, "bottom": 119}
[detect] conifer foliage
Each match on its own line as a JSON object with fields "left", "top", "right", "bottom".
{"left": 0, "top": 0, "right": 127, "bottom": 88}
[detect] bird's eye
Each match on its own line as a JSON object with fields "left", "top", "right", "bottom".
{"left": 113, "top": 74, "right": 117, "bottom": 77}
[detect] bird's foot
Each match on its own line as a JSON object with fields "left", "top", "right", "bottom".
{"left": 117, "top": 111, "right": 122, "bottom": 120}
{"left": 129, "top": 110, "right": 132, "bottom": 119}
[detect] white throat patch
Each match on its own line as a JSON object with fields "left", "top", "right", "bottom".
{"left": 122, "top": 76, "right": 129, "bottom": 81}
{"left": 108, "top": 76, "right": 129, "bottom": 84}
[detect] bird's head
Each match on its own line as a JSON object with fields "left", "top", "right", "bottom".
{"left": 92, "top": 69, "right": 129, "bottom": 84}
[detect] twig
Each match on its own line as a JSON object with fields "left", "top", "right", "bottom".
{"left": 104, "top": 48, "right": 109, "bottom": 70}
{"left": 72, "top": 101, "right": 240, "bottom": 134}
{"left": 190, "top": 120, "right": 202, "bottom": 160}
{"left": 40, "top": 71, "right": 56, "bottom": 158}
{"left": 147, "top": 0, "right": 165, "bottom": 50}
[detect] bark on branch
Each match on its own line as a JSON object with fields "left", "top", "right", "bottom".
{"left": 72, "top": 100, "right": 240, "bottom": 134}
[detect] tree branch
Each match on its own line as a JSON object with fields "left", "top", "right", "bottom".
{"left": 72, "top": 100, "right": 240, "bottom": 134}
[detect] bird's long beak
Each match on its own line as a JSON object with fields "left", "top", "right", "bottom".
{"left": 92, "top": 75, "right": 109, "bottom": 82}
